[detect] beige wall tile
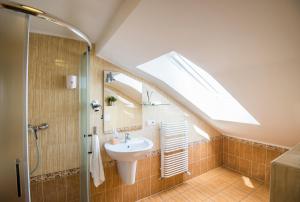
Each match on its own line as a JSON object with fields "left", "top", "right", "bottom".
{"left": 228, "top": 155, "right": 239, "bottom": 171}
{"left": 65, "top": 175, "right": 80, "bottom": 201}
{"left": 90, "top": 175, "right": 105, "bottom": 195}
{"left": 252, "top": 144, "right": 267, "bottom": 163}
{"left": 193, "top": 161, "right": 201, "bottom": 176}
{"left": 223, "top": 136, "right": 228, "bottom": 154}
{"left": 174, "top": 173, "right": 184, "bottom": 185}
{"left": 228, "top": 138, "right": 239, "bottom": 156}
{"left": 136, "top": 158, "right": 151, "bottom": 180}
{"left": 207, "top": 141, "right": 213, "bottom": 157}
{"left": 92, "top": 192, "right": 105, "bottom": 202}
{"left": 239, "top": 141, "right": 253, "bottom": 161}
{"left": 137, "top": 178, "right": 151, "bottom": 200}
{"left": 162, "top": 176, "right": 176, "bottom": 190}
{"left": 184, "top": 163, "right": 194, "bottom": 180}
{"left": 223, "top": 153, "right": 229, "bottom": 167}
{"left": 150, "top": 175, "right": 163, "bottom": 195}
{"left": 105, "top": 186, "right": 123, "bottom": 202}
{"left": 188, "top": 145, "right": 193, "bottom": 163}
{"left": 223, "top": 135, "right": 287, "bottom": 184}
{"left": 30, "top": 182, "right": 44, "bottom": 202}
{"left": 150, "top": 155, "right": 160, "bottom": 177}
{"left": 192, "top": 143, "right": 201, "bottom": 162}
{"left": 200, "top": 142, "right": 208, "bottom": 159}
{"left": 251, "top": 162, "right": 266, "bottom": 182}
{"left": 238, "top": 158, "right": 251, "bottom": 176}
{"left": 265, "top": 165, "right": 271, "bottom": 186}
{"left": 207, "top": 156, "right": 214, "bottom": 170}
{"left": 200, "top": 158, "right": 208, "bottom": 174}
{"left": 266, "top": 147, "right": 282, "bottom": 165}
{"left": 123, "top": 184, "right": 137, "bottom": 202}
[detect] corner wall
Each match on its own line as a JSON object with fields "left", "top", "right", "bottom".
{"left": 222, "top": 135, "right": 288, "bottom": 185}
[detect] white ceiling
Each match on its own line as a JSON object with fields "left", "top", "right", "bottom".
{"left": 98, "top": 0, "right": 300, "bottom": 147}
{"left": 16, "top": 0, "right": 300, "bottom": 147}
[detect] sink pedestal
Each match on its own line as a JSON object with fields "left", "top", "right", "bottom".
{"left": 117, "top": 160, "right": 137, "bottom": 184}
{"left": 104, "top": 137, "right": 153, "bottom": 185}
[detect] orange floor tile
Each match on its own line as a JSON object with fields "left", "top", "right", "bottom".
{"left": 138, "top": 167, "right": 269, "bottom": 202}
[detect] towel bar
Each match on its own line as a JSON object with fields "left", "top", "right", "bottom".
{"left": 160, "top": 121, "right": 189, "bottom": 178}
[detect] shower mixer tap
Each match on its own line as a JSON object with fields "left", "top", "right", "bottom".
{"left": 28, "top": 123, "right": 49, "bottom": 139}
{"left": 27, "top": 123, "right": 48, "bottom": 175}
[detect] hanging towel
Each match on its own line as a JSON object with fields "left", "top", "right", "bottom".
{"left": 89, "top": 135, "right": 105, "bottom": 187}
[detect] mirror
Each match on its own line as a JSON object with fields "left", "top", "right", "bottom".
{"left": 103, "top": 71, "right": 143, "bottom": 133}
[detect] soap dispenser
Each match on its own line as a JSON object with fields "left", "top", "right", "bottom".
{"left": 111, "top": 128, "right": 120, "bottom": 144}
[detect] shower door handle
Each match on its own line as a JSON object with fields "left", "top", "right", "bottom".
{"left": 84, "top": 134, "right": 93, "bottom": 154}
{"left": 15, "top": 159, "right": 22, "bottom": 197}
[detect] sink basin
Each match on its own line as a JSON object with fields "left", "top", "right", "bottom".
{"left": 104, "top": 137, "right": 153, "bottom": 184}
{"left": 105, "top": 138, "right": 153, "bottom": 161}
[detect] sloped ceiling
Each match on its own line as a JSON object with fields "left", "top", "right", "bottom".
{"left": 15, "top": 0, "right": 300, "bottom": 147}
{"left": 98, "top": 0, "right": 300, "bottom": 147}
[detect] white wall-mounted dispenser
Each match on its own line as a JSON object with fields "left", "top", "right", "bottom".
{"left": 66, "top": 75, "right": 77, "bottom": 89}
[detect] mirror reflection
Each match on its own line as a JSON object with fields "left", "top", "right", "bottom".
{"left": 103, "top": 71, "right": 143, "bottom": 133}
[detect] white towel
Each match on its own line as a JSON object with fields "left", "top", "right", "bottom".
{"left": 89, "top": 135, "right": 105, "bottom": 187}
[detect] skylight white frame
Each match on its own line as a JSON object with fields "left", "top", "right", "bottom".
{"left": 137, "top": 51, "right": 259, "bottom": 125}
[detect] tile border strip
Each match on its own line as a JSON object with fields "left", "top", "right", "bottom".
{"left": 30, "top": 167, "right": 80, "bottom": 183}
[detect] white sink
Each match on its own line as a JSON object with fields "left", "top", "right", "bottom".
{"left": 104, "top": 137, "right": 153, "bottom": 184}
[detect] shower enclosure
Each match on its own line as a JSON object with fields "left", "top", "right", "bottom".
{"left": 0, "top": 1, "right": 92, "bottom": 201}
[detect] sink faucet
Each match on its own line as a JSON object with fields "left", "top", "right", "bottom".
{"left": 125, "top": 133, "right": 131, "bottom": 143}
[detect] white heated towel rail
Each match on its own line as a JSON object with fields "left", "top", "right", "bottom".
{"left": 160, "top": 121, "right": 189, "bottom": 178}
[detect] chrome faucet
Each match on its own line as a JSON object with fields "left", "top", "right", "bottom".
{"left": 125, "top": 133, "right": 131, "bottom": 143}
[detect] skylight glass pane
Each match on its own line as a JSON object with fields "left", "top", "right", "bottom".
{"left": 137, "top": 51, "right": 259, "bottom": 125}
{"left": 114, "top": 73, "right": 142, "bottom": 93}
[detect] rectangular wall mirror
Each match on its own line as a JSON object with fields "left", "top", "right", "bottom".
{"left": 103, "top": 71, "right": 143, "bottom": 133}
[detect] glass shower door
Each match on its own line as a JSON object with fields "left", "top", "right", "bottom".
{"left": 0, "top": 9, "right": 29, "bottom": 202}
{"left": 80, "top": 49, "right": 90, "bottom": 202}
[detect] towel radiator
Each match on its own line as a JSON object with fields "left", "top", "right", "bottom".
{"left": 160, "top": 121, "right": 189, "bottom": 178}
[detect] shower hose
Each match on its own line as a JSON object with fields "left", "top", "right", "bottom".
{"left": 30, "top": 130, "right": 40, "bottom": 175}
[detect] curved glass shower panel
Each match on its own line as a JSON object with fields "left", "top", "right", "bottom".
{"left": 27, "top": 33, "right": 90, "bottom": 202}
{"left": 0, "top": 2, "right": 92, "bottom": 202}
{"left": 0, "top": 8, "right": 29, "bottom": 202}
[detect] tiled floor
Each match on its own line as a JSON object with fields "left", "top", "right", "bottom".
{"left": 139, "top": 167, "right": 270, "bottom": 202}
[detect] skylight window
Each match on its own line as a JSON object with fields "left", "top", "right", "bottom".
{"left": 137, "top": 51, "right": 259, "bottom": 125}
{"left": 114, "top": 73, "right": 142, "bottom": 93}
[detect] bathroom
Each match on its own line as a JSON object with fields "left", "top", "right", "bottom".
{"left": 1, "top": 1, "right": 300, "bottom": 202}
